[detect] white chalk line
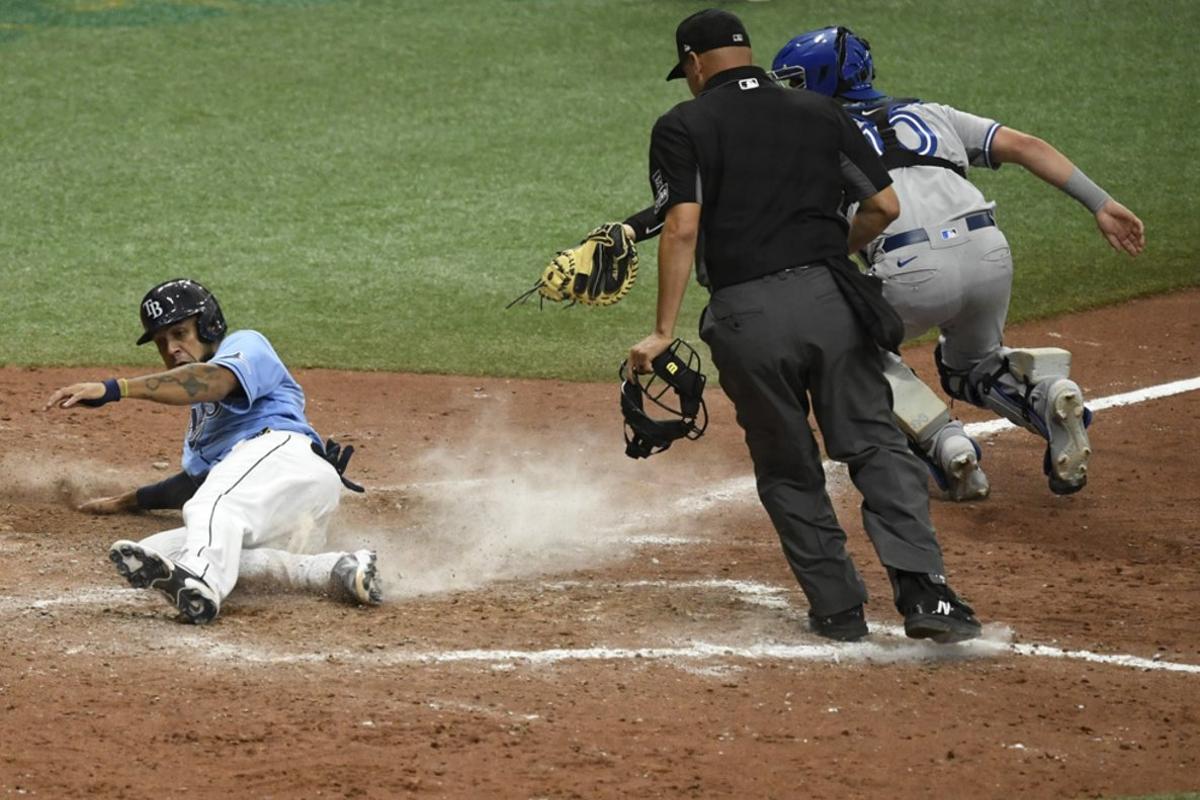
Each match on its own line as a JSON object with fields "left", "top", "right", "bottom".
{"left": 4, "top": 583, "right": 1198, "bottom": 675}
{"left": 0, "top": 586, "right": 141, "bottom": 612}
{"left": 163, "top": 626, "right": 1200, "bottom": 675}
{"left": 547, "top": 578, "right": 791, "bottom": 609}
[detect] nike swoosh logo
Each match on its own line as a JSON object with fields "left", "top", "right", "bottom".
{"left": 897, "top": 256, "right": 918, "bottom": 268}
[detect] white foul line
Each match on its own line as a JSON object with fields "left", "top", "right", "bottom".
{"left": 181, "top": 628, "right": 1200, "bottom": 674}
{"left": 4, "top": 585, "right": 1198, "bottom": 675}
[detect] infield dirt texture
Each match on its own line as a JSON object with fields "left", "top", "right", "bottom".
{"left": 2, "top": 0, "right": 1199, "bottom": 798}
{"left": 3, "top": 294, "right": 1199, "bottom": 798}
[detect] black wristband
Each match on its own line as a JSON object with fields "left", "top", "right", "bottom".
{"left": 78, "top": 378, "right": 122, "bottom": 408}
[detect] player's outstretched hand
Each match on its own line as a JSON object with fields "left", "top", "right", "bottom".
{"left": 78, "top": 492, "right": 139, "bottom": 515}
{"left": 44, "top": 382, "right": 107, "bottom": 411}
{"left": 1096, "top": 199, "right": 1145, "bottom": 257}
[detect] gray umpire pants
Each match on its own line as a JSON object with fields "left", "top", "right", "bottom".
{"left": 699, "top": 265, "right": 945, "bottom": 616}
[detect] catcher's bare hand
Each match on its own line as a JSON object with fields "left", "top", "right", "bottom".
{"left": 78, "top": 492, "right": 139, "bottom": 515}
{"left": 44, "top": 382, "right": 107, "bottom": 411}
{"left": 1095, "top": 199, "right": 1145, "bottom": 257}
{"left": 629, "top": 333, "right": 674, "bottom": 376}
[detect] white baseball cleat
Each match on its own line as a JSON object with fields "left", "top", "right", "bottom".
{"left": 944, "top": 446, "right": 991, "bottom": 502}
{"left": 929, "top": 429, "right": 990, "bottom": 502}
{"left": 108, "top": 540, "right": 220, "bottom": 624}
{"left": 331, "top": 549, "right": 383, "bottom": 606}
{"left": 1042, "top": 379, "right": 1092, "bottom": 495}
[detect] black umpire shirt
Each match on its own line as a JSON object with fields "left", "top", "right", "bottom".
{"left": 649, "top": 65, "right": 892, "bottom": 291}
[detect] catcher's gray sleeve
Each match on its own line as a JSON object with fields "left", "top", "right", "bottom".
{"left": 937, "top": 103, "right": 1003, "bottom": 170}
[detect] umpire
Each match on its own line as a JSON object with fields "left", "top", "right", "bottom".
{"left": 628, "top": 9, "right": 981, "bottom": 643}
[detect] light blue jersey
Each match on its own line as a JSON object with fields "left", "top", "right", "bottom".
{"left": 182, "top": 330, "right": 321, "bottom": 477}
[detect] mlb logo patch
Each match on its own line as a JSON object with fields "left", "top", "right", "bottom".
{"left": 652, "top": 170, "right": 670, "bottom": 214}
{"left": 940, "top": 227, "right": 960, "bottom": 241}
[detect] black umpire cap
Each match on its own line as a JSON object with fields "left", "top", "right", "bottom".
{"left": 666, "top": 8, "right": 751, "bottom": 81}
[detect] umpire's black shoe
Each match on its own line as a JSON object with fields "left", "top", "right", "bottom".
{"left": 893, "top": 571, "right": 981, "bottom": 644}
{"left": 807, "top": 604, "right": 869, "bottom": 642}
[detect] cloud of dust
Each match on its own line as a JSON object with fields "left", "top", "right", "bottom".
{"left": 0, "top": 454, "right": 139, "bottom": 509}
{"left": 848, "top": 622, "right": 1015, "bottom": 665}
{"left": 329, "top": 416, "right": 655, "bottom": 599}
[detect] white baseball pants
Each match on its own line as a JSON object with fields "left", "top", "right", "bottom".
{"left": 138, "top": 430, "right": 344, "bottom": 601}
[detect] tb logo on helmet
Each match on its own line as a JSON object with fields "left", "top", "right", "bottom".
{"left": 136, "top": 278, "right": 228, "bottom": 345}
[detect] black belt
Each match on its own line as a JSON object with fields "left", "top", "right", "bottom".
{"left": 880, "top": 210, "right": 996, "bottom": 253}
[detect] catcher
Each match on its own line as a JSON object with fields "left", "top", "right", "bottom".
{"left": 508, "top": 222, "right": 639, "bottom": 307}
{"left": 44, "top": 278, "right": 382, "bottom": 624}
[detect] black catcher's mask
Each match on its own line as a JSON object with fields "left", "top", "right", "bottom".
{"left": 620, "top": 339, "right": 709, "bottom": 459}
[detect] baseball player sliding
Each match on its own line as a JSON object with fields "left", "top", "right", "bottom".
{"left": 770, "top": 27, "right": 1145, "bottom": 499}
{"left": 44, "top": 278, "right": 382, "bottom": 624}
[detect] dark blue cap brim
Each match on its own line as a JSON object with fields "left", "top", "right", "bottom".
{"left": 842, "top": 85, "right": 885, "bottom": 101}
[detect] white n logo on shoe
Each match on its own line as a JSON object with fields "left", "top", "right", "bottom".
{"left": 936, "top": 600, "right": 954, "bottom": 616}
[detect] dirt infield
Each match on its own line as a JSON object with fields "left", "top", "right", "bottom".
{"left": 2, "top": 290, "right": 1198, "bottom": 799}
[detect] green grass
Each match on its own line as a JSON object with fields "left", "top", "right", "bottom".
{"left": 1, "top": 0, "right": 1195, "bottom": 378}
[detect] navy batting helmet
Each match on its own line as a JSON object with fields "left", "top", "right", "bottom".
{"left": 136, "top": 278, "right": 227, "bottom": 345}
{"left": 770, "top": 26, "right": 884, "bottom": 101}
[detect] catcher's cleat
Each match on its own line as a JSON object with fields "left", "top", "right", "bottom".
{"left": 943, "top": 447, "right": 990, "bottom": 502}
{"left": 109, "top": 540, "right": 219, "bottom": 624}
{"left": 914, "top": 429, "right": 990, "bottom": 503}
{"left": 1042, "top": 379, "right": 1092, "bottom": 495}
{"left": 893, "top": 571, "right": 981, "bottom": 644}
{"left": 807, "top": 604, "right": 869, "bottom": 642}
{"left": 927, "top": 429, "right": 990, "bottom": 503}
{"left": 331, "top": 549, "right": 383, "bottom": 606}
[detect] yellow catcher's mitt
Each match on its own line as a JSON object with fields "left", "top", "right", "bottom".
{"left": 508, "top": 223, "right": 638, "bottom": 308}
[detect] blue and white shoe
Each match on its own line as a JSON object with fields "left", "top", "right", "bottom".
{"left": 109, "top": 540, "right": 219, "bottom": 624}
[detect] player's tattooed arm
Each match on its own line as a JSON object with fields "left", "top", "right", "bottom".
{"left": 44, "top": 364, "right": 239, "bottom": 410}
{"left": 126, "top": 364, "right": 240, "bottom": 405}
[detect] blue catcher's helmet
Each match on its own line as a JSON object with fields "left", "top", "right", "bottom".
{"left": 770, "top": 26, "right": 884, "bottom": 101}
